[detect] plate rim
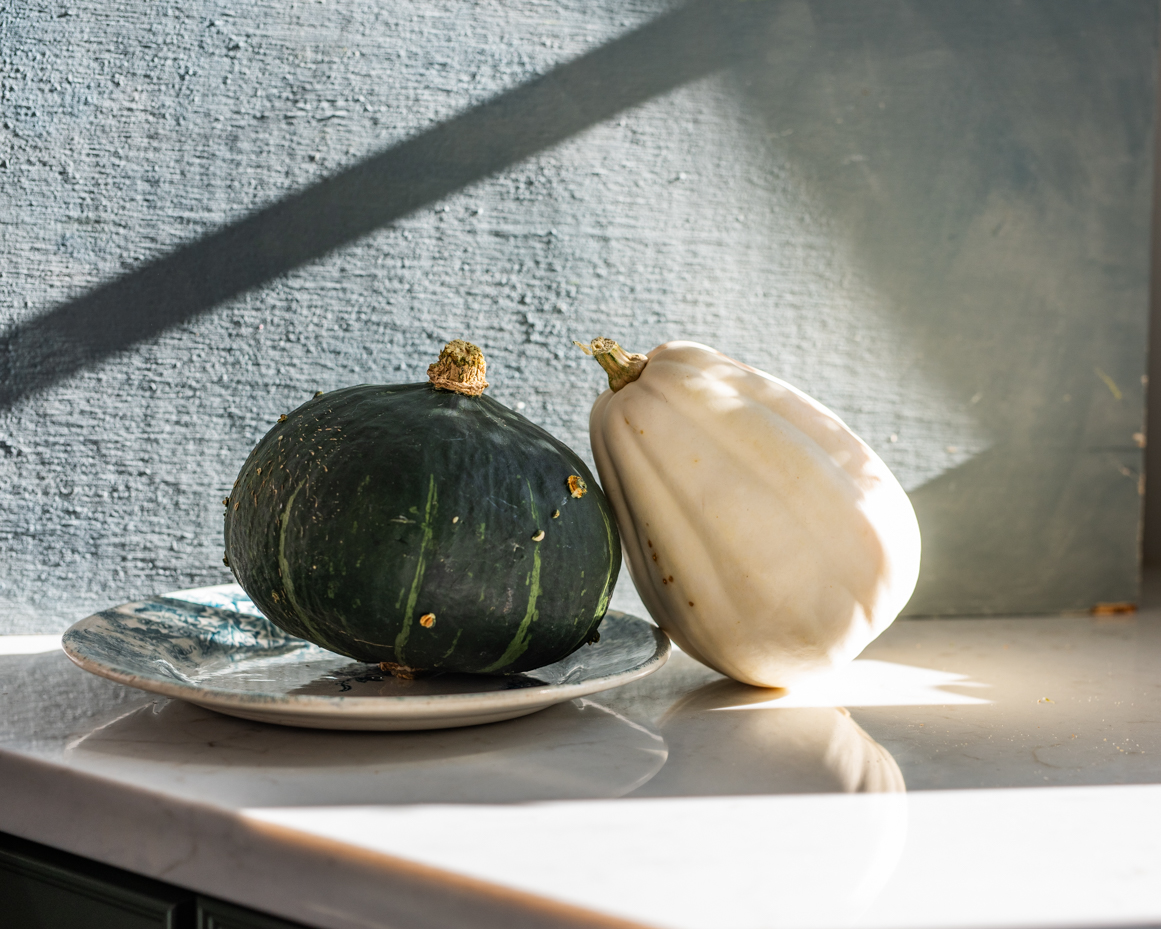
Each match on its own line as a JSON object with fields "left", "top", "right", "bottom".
{"left": 61, "top": 598, "right": 671, "bottom": 721}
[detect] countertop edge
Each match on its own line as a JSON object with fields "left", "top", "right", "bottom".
{"left": 0, "top": 747, "right": 651, "bottom": 929}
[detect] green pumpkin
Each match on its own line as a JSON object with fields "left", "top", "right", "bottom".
{"left": 223, "top": 341, "right": 620, "bottom": 676}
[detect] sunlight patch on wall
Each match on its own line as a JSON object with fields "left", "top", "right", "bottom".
{"left": 505, "top": 73, "right": 995, "bottom": 493}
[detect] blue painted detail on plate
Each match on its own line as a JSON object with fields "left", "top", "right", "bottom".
{"left": 59, "top": 585, "right": 670, "bottom": 730}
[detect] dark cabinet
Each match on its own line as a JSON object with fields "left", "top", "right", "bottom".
{"left": 0, "top": 832, "right": 308, "bottom": 929}
{"left": 196, "top": 897, "right": 314, "bottom": 929}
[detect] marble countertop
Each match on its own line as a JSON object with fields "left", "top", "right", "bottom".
{"left": 3, "top": 582, "right": 1161, "bottom": 929}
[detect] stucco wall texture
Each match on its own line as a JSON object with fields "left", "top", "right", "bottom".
{"left": 0, "top": 1, "right": 1156, "bottom": 631}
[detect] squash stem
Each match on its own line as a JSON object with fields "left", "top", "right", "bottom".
{"left": 575, "top": 337, "right": 648, "bottom": 392}
{"left": 428, "top": 339, "right": 489, "bottom": 396}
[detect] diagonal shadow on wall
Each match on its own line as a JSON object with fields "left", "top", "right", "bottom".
{"left": 0, "top": 0, "right": 783, "bottom": 412}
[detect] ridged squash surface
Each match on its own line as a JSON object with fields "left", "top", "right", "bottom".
{"left": 225, "top": 384, "right": 620, "bottom": 674}
{"left": 588, "top": 340, "right": 920, "bottom": 688}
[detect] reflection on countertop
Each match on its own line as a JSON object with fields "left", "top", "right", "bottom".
{"left": 631, "top": 674, "right": 904, "bottom": 796}
{"left": 1, "top": 644, "right": 905, "bottom": 807}
{"left": 66, "top": 696, "right": 669, "bottom": 806}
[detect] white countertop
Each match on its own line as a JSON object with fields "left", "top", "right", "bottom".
{"left": 3, "top": 582, "right": 1161, "bottom": 929}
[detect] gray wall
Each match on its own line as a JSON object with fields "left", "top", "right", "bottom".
{"left": 1, "top": 0, "right": 1156, "bottom": 632}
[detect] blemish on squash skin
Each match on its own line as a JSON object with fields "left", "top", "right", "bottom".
{"left": 394, "top": 475, "right": 438, "bottom": 661}
{"left": 420, "top": 613, "right": 436, "bottom": 628}
{"left": 379, "top": 661, "right": 423, "bottom": 680}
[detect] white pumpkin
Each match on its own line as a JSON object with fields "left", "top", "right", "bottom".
{"left": 584, "top": 338, "right": 921, "bottom": 688}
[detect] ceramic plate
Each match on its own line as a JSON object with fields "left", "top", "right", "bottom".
{"left": 61, "top": 585, "right": 670, "bottom": 730}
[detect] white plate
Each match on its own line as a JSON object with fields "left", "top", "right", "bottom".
{"left": 61, "top": 585, "right": 670, "bottom": 730}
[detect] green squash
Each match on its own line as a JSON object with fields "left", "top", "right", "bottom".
{"left": 223, "top": 340, "right": 620, "bottom": 676}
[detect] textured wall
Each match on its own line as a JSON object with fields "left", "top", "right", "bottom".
{"left": 0, "top": 0, "right": 1156, "bottom": 632}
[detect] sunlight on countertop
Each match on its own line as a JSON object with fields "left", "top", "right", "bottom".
{"left": 0, "top": 634, "right": 63, "bottom": 655}
{"left": 242, "top": 783, "right": 1161, "bottom": 929}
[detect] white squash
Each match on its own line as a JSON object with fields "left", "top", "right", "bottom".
{"left": 582, "top": 338, "right": 921, "bottom": 688}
